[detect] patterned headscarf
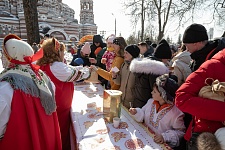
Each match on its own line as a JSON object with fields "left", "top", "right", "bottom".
{"left": 0, "top": 34, "right": 56, "bottom": 115}
{"left": 156, "top": 74, "right": 179, "bottom": 104}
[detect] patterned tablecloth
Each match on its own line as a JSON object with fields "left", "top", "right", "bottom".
{"left": 71, "top": 82, "right": 172, "bottom": 150}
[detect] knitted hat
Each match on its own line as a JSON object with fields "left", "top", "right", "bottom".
{"left": 73, "top": 58, "right": 84, "bottom": 66}
{"left": 125, "top": 44, "right": 140, "bottom": 58}
{"left": 154, "top": 39, "right": 172, "bottom": 59}
{"left": 183, "top": 23, "right": 208, "bottom": 43}
{"left": 81, "top": 42, "right": 91, "bottom": 55}
{"left": 156, "top": 74, "right": 179, "bottom": 104}
{"left": 215, "top": 127, "right": 225, "bottom": 149}
{"left": 93, "top": 34, "right": 103, "bottom": 43}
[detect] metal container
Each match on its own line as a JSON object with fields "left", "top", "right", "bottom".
{"left": 103, "top": 90, "right": 122, "bottom": 123}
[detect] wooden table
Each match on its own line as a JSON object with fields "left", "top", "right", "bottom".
{"left": 70, "top": 82, "right": 172, "bottom": 150}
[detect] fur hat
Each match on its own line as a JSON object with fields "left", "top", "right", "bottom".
{"left": 156, "top": 74, "right": 179, "bottom": 104}
{"left": 125, "top": 44, "right": 140, "bottom": 58}
{"left": 215, "top": 127, "right": 225, "bottom": 149}
{"left": 183, "top": 23, "right": 208, "bottom": 43}
{"left": 154, "top": 39, "right": 172, "bottom": 59}
{"left": 81, "top": 42, "right": 91, "bottom": 55}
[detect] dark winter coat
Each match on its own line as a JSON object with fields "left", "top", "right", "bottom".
{"left": 69, "top": 48, "right": 91, "bottom": 67}
{"left": 190, "top": 37, "right": 225, "bottom": 71}
{"left": 130, "top": 57, "right": 169, "bottom": 108}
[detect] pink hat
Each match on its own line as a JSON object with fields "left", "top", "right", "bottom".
{"left": 81, "top": 42, "right": 91, "bottom": 55}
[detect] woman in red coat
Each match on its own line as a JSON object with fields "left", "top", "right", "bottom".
{"left": 175, "top": 48, "right": 225, "bottom": 145}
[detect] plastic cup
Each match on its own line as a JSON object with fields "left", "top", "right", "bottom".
{"left": 113, "top": 117, "right": 121, "bottom": 128}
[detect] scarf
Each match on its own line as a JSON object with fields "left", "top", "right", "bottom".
{"left": 0, "top": 64, "right": 56, "bottom": 115}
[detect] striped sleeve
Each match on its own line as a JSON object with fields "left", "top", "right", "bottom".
{"left": 51, "top": 62, "right": 90, "bottom": 82}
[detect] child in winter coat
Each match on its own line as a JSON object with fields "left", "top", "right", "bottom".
{"left": 129, "top": 74, "right": 185, "bottom": 148}
{"left": 101, "top": 35, "right": 116, "bottom": 71}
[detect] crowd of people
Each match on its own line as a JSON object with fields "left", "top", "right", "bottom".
{"left": 0, "top": 23, "right": 225, "bottom": 150}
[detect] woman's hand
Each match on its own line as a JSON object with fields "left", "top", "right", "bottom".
{"left": 154, "top": 134, "right": 164, "bottom": 144}
{"left": 129, "top": 108, "right": 137, "bottom": 115}
{"left": 101, "top": 58, "right": 107, "bottom": 64}
{"left": 90, "top": 65, "right": 98, "bottom": 72}
{"left": 89, "top": 58, "right": 97, "bottom": 64}
{"left": 112, "top": 71, "right": 118, "bottom": 79}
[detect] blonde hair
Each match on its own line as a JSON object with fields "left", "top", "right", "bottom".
{"left": 197, "top": 132, "right": 221, "bottom": 150}
{"left": 36, "top": 38, "right": 62, "bottom": 66}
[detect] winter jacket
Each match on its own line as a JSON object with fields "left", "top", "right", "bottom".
{"left": 113, "top": 61, "right": 135, "bottom": 108}
{"left": 175, "top": 48, "right": 225, "bottom": 141}
{"left": 96, "top": 47, "right": 106, "bottom": 69}
{"left": 69, "top": 48, "right": 91, "bottom": 67}
{"left": 90, "top": 35, "right": 107, "bottom": 58}
{"left": 172, "top": 51, "right": 192, "bottom": 86}
{"left": 190, "top": 37, "right": 225, "bottom": 71}
{"left": 130, "top": 57, "right": 169, "bottom": 108}
{"left": 143, "top": 46, "right": 154, "bottom": 57}
{"left": 96, "top": 55, "right": 124, "bottom": 90}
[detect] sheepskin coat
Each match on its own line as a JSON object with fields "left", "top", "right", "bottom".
{"left": 172, "top": 51, "right": 192, "bottom": 86}
{"left": 130, "top": 57, "right": 169, "bottom": 108}
{"left": 113, "top": 61, "right": 136, "bottom": 108}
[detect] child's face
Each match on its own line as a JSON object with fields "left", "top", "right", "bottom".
{"left": 124, "top": 50, "right": 133, "bottom": 61}
{"left": 151, "top": 86, "right": 165, "bottom": 105}
{"left": 138, "top": 45, "right": 147, "bottom": 55}
{"left": 107, "top": 42, "right": 113, "bottom": 47}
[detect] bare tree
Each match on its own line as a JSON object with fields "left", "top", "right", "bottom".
{"left": 22, "top": 0, "right": 40, "bottom": 45}
{"left": 124, "top": 0, "right": 225, "bottom": 43}
{"left": 123, "top": 0, "right": 154, "bottom": 41}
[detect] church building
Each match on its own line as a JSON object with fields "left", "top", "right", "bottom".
{"left": 0, "top": 0, "right": 97, "bottom": 45}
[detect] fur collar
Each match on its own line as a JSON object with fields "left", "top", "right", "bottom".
{"left": 130, "top": 58, "right": 169, "bottom": 75}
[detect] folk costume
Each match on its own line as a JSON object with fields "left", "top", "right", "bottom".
{"left": 0, "top": 34, "right": 62, "bottom": 150}
{"left": 38, "top": 38, "right": 90, "bottom": 150}
{"left": 132, "top": 74, "right": 185, "bottom": 148}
